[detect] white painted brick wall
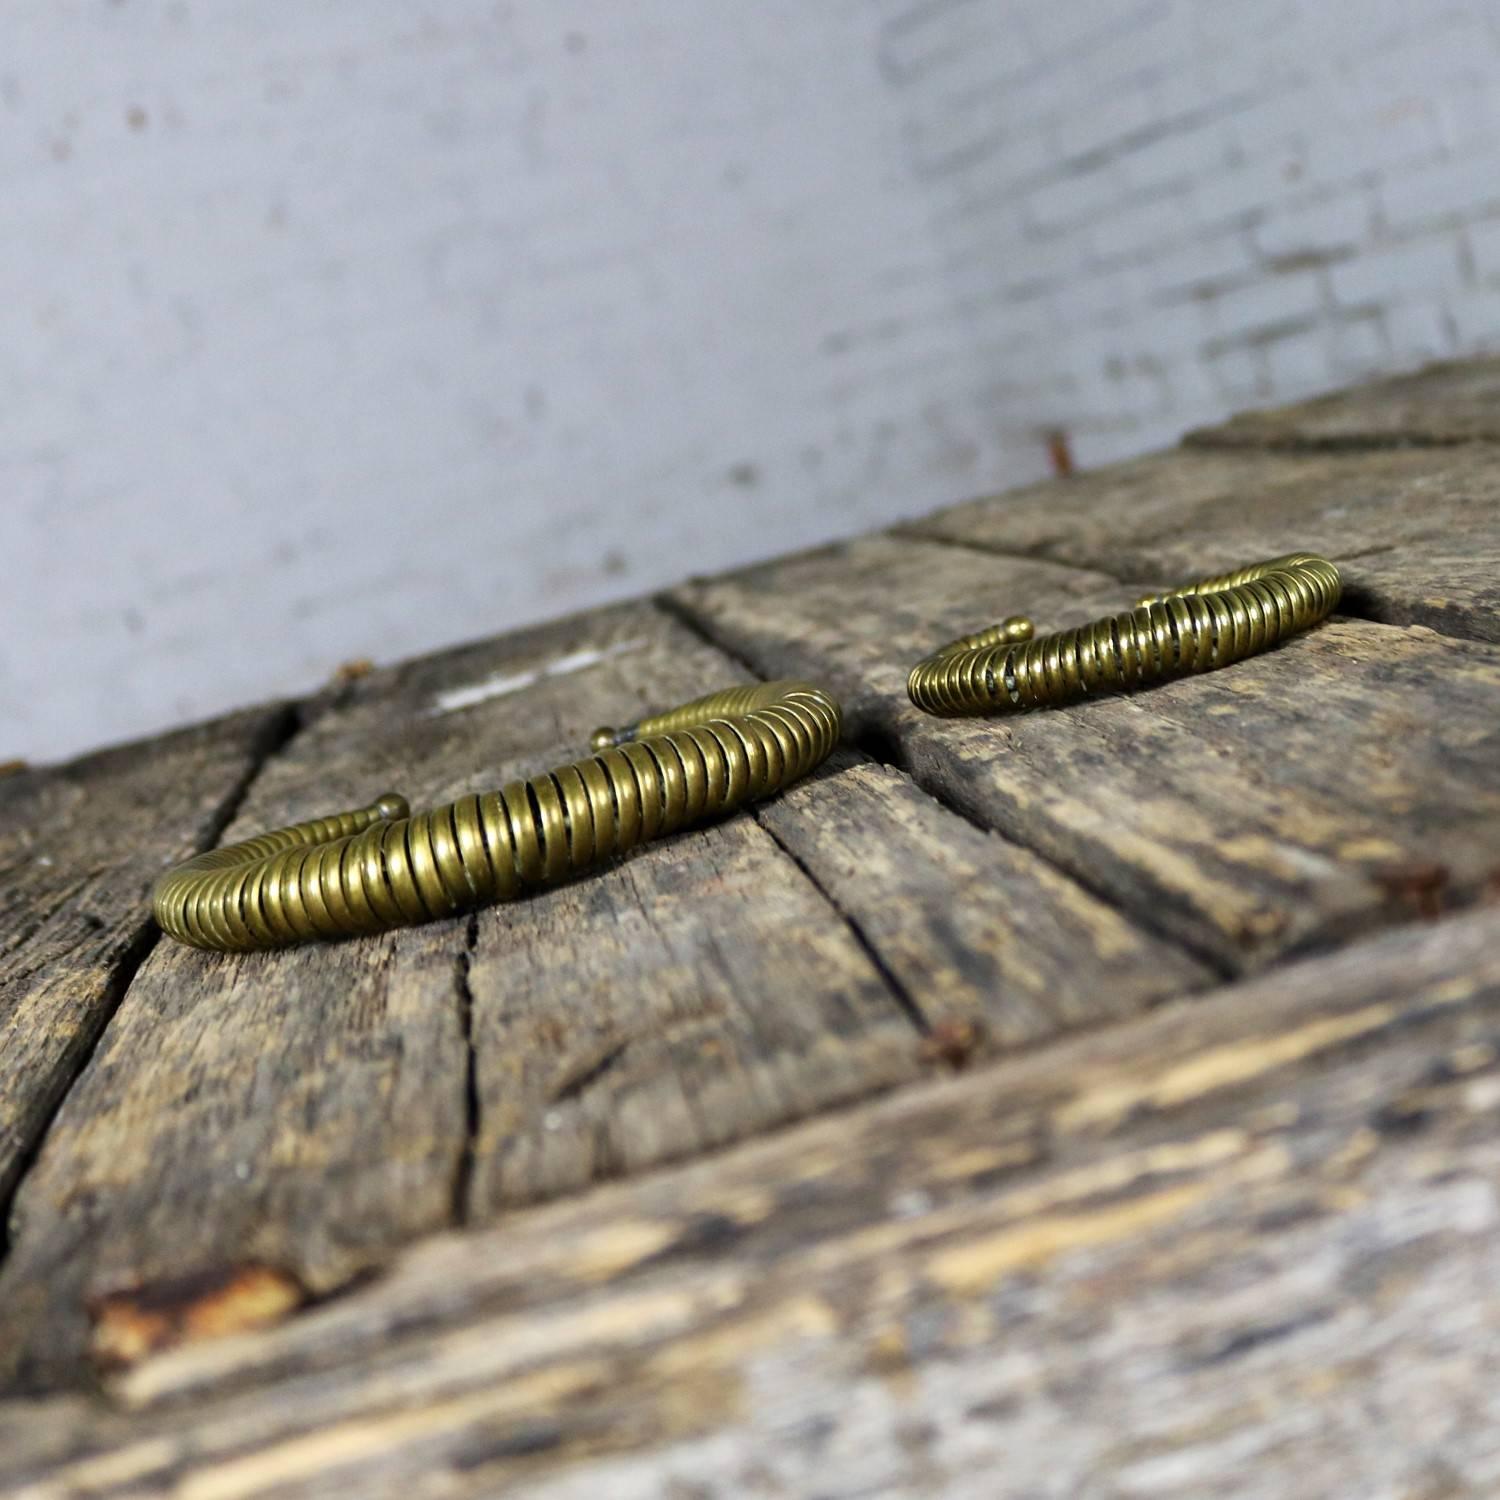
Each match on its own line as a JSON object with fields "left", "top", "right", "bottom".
{"left": 8, "top": 0, "right": 1500, "bottom": 760}
{"left": 890, "top": 0, "right": 1500, "bottom": 462}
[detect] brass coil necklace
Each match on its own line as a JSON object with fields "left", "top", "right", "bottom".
{"left": 154, "top": 681, "right": 840, "bottom": 951}
{"left": 908, "top": 552, "right": 1341, "bottom": 716}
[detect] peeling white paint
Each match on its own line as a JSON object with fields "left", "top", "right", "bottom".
{"left": 430, "top": 637, "right": 649, "bottom": 716}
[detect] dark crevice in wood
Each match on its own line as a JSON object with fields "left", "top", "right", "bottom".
{"left": 652, "top": 592, "right": 767, "bottom": 683}
{"left": 888, "top": 523, "right": 1465, "bottom": 645}
{"left": 888, "top": 521, "right": 1136, "bottom": 578}
{"left": 750, "top": 807, "right": 929, "bottom": 1039}
{"left": 662, "top": 588, "right": 1231, "bottom": 984}
{"left": 1335, "top": 542, "right": 1401, "bottom": 561}
{"left": 657, "top": 594, "right": 930, "bottom": 1037}
{"left": 848, "top": 719, "right": 1237, "bottom": 984}
{"left": 451, "top": 913, "right": 480, "bottom": 1228}
{"left": 844, "top": 718, "right": 908, "bottom": 778}
{"left": 0, "top": 922, "right": 160, "bottom": 1251}
{"left": 0, "top": 702, "right": 305, "bottom": 1272}
{"left": 548, "top": 1038, "right": 631, "bottom": 1104}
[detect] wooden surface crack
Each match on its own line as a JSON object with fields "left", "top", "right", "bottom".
{"left": 547, "top": 1037, "right": 633, "bottom": 1104}
{"left": 0, "top": 922, "right": 160, "bottom": 1268}
{"left": 890, "top": 521, "right": 1430, "bottom": 647}
{"left": 750, "top": 800, "right": 930, "bottom": 1039}
{"left": 656, "top": 588, "right": 947, "bottom": 1029}
{"left": 451, "top": 913, "right": 481, "bottom": 1229}
{"left": 667, "top": 589, "right": 1233, "bottom": 986}
{"left": 651, "top": 592, "right": 766, "bottom": 681}
{"left": 0, "top": 702, "right": 305, "bottom": 1269}
{"left": 870, "top": 714, "right": 1237, "bottom": 982}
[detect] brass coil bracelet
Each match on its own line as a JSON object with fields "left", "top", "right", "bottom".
{"left": 907, "top": 552, "right": 1341, "bottom": 716}
{"left": 154, "top": 681, "right": 841, "bottom": 951}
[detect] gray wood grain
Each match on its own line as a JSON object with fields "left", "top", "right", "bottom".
{"left": 468, "top": 744, "right": 1208, "bottom": 1217}
{"left": 456, "top": 663, "right": 927, "bottom": 1216}
{"left": 906, "top": 443, "right": 1500, "bottom": 644}
{"left": 0, "top": 603, "right": 897, "bottom": 1391}
{"left": 0, "top": 706, "right": 292, "bottom": 1205}
{"left": 671, "top": 534, "right": 1500, "bottom": 972}
{"left": 8, "top": 365, "right": 1500, "bottom": 1496}
{"left": 0, "top": 599, "right": 1199, "bottom": 1393}
{"left": 753, "top": 754, "right": 1207, "bottom": 1049}
{"left": 4, "top": 908, "right": 1497, "bottom": 1498}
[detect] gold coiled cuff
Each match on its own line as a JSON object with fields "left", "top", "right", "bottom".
{"left": 153, "top": 681, "right": 841, "bottom": 951}
{"left": 907, "top": 552, "right": 1342, "bottom": 716}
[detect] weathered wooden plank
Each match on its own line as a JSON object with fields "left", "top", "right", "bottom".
{"left": 1186, "top": 354, "right": 1500, "bottom": 449}
{"left": 471, "top": 750, "right": 1207, "bottom": 1216}
{"left": 671, "top": 535, "right": 1500, "bottom": 971}
{"left": 433, "top": 633, "right": 1204, "bottom": 1214}
{"left": 458, "top": 631, "right": 1204, "bottom": 1216}
{"left": 0, "top": 591, "right": 1209, "bottom": 1394}
{"left": 459, "top": 761, "right": 925, "bottom": 1213}
{"left": 5, "top": 908, "right": 1498, "bottom": 1498}
{"left": 0, "top": 603, "right": 897, "bottom": 1392}
{"left": 752, "top": 754, "right": 1206, "bottom": 1050}
{"left": 0, "top": 706, "right": 292, "bottom": 1204}
{"left": 906, "top": 444, "right": 1500, "bottom": 644}
{"left": 0, "top": 594, "right": 1200, "bottom": 1392}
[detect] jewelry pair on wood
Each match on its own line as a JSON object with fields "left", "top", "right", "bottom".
{"left": 155, "top": 553, "right": 1341, "bottom": 951}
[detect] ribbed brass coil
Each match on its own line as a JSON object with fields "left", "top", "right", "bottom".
{"left": 907, "top": 552, "right": 1342, "bottom": 716}
{"left": 153, "top": 681, "right": 841, "bottom": 951}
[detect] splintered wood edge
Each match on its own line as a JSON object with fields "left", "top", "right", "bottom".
{"left": 3, "top": 907, "right": 1494, "bottom": 1497}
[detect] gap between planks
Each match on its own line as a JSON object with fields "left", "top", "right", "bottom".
{"left": 890, "top": 429, "right": 1492, "bottom": 655}
{"left": 0, "top": 704, "right": 304, "bottom": 1270}
{"left": 749, "top": 802, "right": 931, "bottom": 1038}
{"left": 656, "top": 594, "right": 1237, "bottom": 984}
{"left": 1185, "top": 427, "right": 1485, "bottom": 453}
{"left": 450, "top": 912, "right": 481, "bottom": 1229}
{"left": 653, "top": 594, "right": 966, "bottom": 1035}
{"left": 887, "top": 521, "right": 1477, "bottom": 648}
